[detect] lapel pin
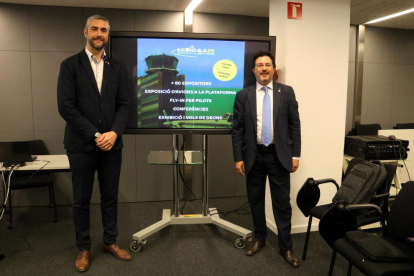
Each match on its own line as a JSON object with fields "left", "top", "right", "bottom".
{"left": 105, "top": 61, "right": 110, "bottom": 65}
{"left": 278, "top": 88, "right": 281, "bottom": 93}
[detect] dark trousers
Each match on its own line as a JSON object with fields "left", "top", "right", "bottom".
{"left": 246, "top": 147, "right": 292, "bottom": 251}
{"left": 67, "top": 148, "right": 122, "bottom": 251}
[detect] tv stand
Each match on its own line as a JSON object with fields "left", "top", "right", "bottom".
{"left": 130, "top": 134, "right": 252, "bottom": 252}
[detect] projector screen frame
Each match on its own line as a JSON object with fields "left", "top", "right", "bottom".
{"left": 108, "top": 31, "right": 276, "bottom": 135}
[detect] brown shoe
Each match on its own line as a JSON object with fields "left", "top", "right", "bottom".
{"left": 103, "top": 244, "right": 132, "bottom": 261}
{"left": 246, "top": 239, "right": 266, "bottom": 256}
{"left": 75, "top": 251, "right": 90, "bottom": 272}
{"left": 280, "top": 249, "right": 300, "bottom": 268}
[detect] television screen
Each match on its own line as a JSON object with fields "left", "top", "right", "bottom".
{"left": 109, "top": 32, "right": 276, "bottom": 134}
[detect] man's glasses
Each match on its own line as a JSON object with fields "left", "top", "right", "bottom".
{"left": 255, "top": 63, "right": 273, "bottom": 69}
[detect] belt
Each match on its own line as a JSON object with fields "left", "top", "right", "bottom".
{"left": 257, "top": 144, "right": 275, "bottom": 152}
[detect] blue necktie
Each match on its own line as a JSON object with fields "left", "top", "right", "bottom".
{"left": 261, "top": 86, "right": 271, "bottom": 146}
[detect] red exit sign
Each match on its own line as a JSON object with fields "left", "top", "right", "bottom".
{"left": 288, "top": 2, "right": 302, "bottom": 20}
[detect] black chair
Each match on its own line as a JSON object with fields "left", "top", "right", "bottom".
{"left": 6, "top": 140, "right": 58, "bottom": 229}
{"left": 297, "top": 159, "right": 396, "bottom": 260}
{"left": 355, "top": 124, "right": 382, "bottom": 135}
{"left": 394, "top": 123, "right": 414, "bottom": 129}
{"left": 323, "top": 181, "right": 414, "bottom": 276}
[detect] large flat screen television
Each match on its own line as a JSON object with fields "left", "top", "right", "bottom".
{"left": 109, "top": 32, "right": 276, "bottom": 134}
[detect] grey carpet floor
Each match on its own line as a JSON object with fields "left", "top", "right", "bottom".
{"left": 0, "top": 197, "right": 363, "bottom": 276}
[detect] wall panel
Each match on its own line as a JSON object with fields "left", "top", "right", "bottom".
{"left": 361, "top": 63, "right": 394, "bottom": 129}
{"left": 391, "top": 64, "right": 414, "bottom": 125}
{"left": 208, "top": 135, "right": 236, "bottom": 198}
{"left": 364, "top": 26, "right": 397, "bottom": 64}
{"left": 0, "top": 51, "right": 33, "bottom": 132}
{"left": 135, "top": 135, "right": 174, "bottom": 202}
{"left": 29, "top": 6, "right": 83, "bottom": 52}
{"left": 394, "top": 29, "right": 414, "bottom": 65}
{"left": 194, "top": 13, "right": 268, "bottom": 36}
{"left": 119, "top": 135, "right": 137, "bottom": 202}
{"left": 31, "top": 52, "right": 76, "bottom": 131}
{"left": 134, "top": 10, "right": 183, "bottom": 32}
{"left": 82, "top": 8, "right": 135, "bottom": 31}
{"left": 0, "top": 3, "right": 30, "bottom": 51}
{"left": 34, "top": 130, "right": 65, "bottom": 154}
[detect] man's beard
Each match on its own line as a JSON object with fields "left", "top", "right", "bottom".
{"left": 89, "top": 37, "right": 106, "bottom": 50}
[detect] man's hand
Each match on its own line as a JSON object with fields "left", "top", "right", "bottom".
{"left": 291, "top": 159, "right": 299, "bottom": 173}
{"left": 96, "top": 131, "right": 118, "bottom": 151}
{"left": 235, "top": 161, "right": 245, "bottom": 176}
{"left": 94, "top": 133, "right": 102, "bottom": 144}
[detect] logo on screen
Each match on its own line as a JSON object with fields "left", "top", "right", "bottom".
{"left": 172, "top": 45, "right": 215, "bottom": 58}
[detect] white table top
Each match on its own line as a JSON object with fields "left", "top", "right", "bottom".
{"left": 344, "top": 154, "right": 410, "bottom": 163}
{"left": 1, "top": 155, "right": 70, "bottom": 171}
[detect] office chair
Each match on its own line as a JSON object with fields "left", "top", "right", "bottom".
{"left": 297, "top": 159, "right": 396, "bottom": 260}
{"left": 323, "top": 181, "right": 414, "bottom": 276}
{"left": 6, "top": 140, "right": 58, "bottom": 229}
{"left": 394, "top": 123, "right": 414, "bottom": 129}
{"left": 355, "top": 124, "right": 382, "bottom": 135}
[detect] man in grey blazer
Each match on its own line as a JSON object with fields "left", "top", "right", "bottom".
{"left": 232, "top": 50, "right": 301, "bottom": 268}
{"left": 57, "top": 15, "right": 131, "bottom": 272}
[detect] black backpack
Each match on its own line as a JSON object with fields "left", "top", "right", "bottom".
{"left": 333, "top": 160, "right": 387, "bottom": 204}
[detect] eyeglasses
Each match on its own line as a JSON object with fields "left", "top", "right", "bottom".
{"left": 254, "top": 63, "right": 273, "bottom": 69}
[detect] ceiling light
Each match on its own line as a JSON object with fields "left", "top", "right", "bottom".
{"left": 365, "top": 7, "right": 414, "bottom": 24}
{"left": 185, "top": 0, "right": 203, "bottom": 25}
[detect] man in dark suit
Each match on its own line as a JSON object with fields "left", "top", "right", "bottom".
{"left": 57, "top": 15, "right": 131, "bottom": 272}
{"left": 232, "top": 50, "right": 301, "bottom": 268}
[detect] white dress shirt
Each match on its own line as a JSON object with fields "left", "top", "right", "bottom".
{"left": 85, "top": 48, "right": 106, "bottom": 93}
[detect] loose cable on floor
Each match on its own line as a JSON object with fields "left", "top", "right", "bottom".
{"left": 209, "top": 201, "right": 251, "bottom": 219}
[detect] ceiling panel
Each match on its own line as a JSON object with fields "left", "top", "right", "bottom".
{"left": 0, "top": 0, "right": 192, "bottom": 11}
{"left": 1, "top": 0, "right": 413, "bottom": 29}
{"left": 368, "top": 14, "right": 414, "bottom": 29}
{"left": 350, "top": 0, "right": 414, "bottom": 26}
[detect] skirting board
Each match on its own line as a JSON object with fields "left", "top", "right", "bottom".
{"left": 266, "top": 218, "right": 319, "bottom": 235}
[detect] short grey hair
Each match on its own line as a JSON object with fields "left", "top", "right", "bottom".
{"left": 85, "top": 15, "right": 110, "bottom": 32}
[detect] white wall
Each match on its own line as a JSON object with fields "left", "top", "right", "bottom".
{"left": 267, "top": 0, "right": 350, "bottom": 234}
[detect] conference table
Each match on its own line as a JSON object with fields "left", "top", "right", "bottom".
{"left": 12, "top": 155, "right": 70, "bottom": 172}
{"left": 0, "top": 155, "right": 70, "bottom": 182}
{"left": 0, "top": 155, "right": 70, "bottom": 229}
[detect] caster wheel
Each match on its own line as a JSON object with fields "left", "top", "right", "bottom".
{"left": 235, "top": 238, "right": 246, "bottom": 249}
{"left": 130, "top": 241, "right": 142, "bottom": 252}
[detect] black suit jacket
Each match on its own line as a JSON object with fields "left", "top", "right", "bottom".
{"left": 57, "top": 50, "right": 130, "bottom": 153}
{"left": 232, "top": 82, "right": 301, "bottom": 174}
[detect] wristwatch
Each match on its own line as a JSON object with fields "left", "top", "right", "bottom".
{"left": 95, "top": 132, "right": 100, "bottom": 138}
